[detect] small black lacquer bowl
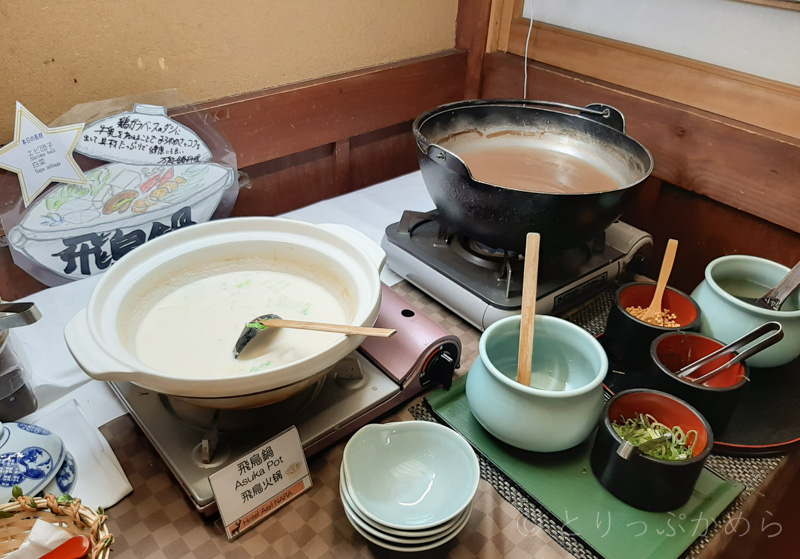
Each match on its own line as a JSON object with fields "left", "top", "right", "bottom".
{"left": 648, "top": 331, "right": 748, "bottom": 436}
{"left": 603, "top": 282, "right": 702, "bottom": 367}
{"left": 590, "top": 389, "right": 714, "bottom": 512}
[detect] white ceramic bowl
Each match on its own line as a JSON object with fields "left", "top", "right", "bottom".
{"left": 64, "top": 217, "right": 386, "bottom": 408}
{"left": 340, "top": 481, "right": 471, "bottom": 545}
{"left": 0, "top": 421, "right": 66, "bottom": 501}
{"left": 341, "top": 421, "right": 479, "bottom": 530}
{"left": 341, "top": 480, "right": 472, "bottom": 552}
{"left": 339, "top": 467, "right": 469, "bottom": 538}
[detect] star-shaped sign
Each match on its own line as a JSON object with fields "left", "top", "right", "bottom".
{"left": 0, "top": 102, "right": 86, "bottom": 206}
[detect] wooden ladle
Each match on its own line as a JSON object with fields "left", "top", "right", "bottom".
{"left": 517, "top": 233, "right": 540, "bottom": 386}
{"left": 234, "top": 314, "right": 396, "bottom": 359}
{"left": 641, "top": 239, "right": 679, "bottom": 324}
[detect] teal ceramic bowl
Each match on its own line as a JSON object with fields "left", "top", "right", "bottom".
{"left": 691, "top": 255, "right": 800, "bottom": 368}
{"left": 466, "top": 315, "right": 608, "bottom": 452}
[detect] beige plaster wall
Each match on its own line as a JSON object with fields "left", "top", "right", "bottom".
{"left": 0, "top": 0, "right": 458, "bottom": 143}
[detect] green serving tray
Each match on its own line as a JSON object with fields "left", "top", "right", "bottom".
{"left": 426, "top": 375, "right": 744, "bottom": 559}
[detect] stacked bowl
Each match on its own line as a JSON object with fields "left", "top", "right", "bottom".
{"left": 340, "top": 421, "right": 479, "bottom": 552}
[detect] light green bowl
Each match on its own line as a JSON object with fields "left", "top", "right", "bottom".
{"left": 341, "top": 421, "right": 479, "bottom": 530}
{"left": 466, "top": 315, "right": 607, "bottom": 452}
{"left": 691, "top": 255, "right": 800, "bottom": 368}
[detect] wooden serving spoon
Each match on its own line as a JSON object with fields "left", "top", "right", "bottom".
{"left": 516, "top": 233, "right": 540, "bottom": 386}
{"left": 233, "top": 314, "right": 396, "bottom": 358}
{"left": 641, "top": 239, "right": 679, "bottom": 324}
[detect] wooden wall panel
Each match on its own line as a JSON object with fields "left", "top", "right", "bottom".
{"left": 172, "top": 51, "right": 467, "bottom": 169}
{"left": 350, "top": 122, "right": 419, "bottom": 191}
{"left": 456, "top": 0, "right": 493, "bottom": 99}
{"left": 625, "top": 181, "right": 800, "bottom": 294}
{"left": 231, "top": 145, "right": 335, "bottom": 218}
{"left": 230, "top": 122, "right": 420, "bottom": 219}
{"left": 505, "top": 21, "right": 800, "bottom": 140}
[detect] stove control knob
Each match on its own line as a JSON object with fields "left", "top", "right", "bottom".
{"left": 421, "top": 342, "right": 458, "bottom": 389}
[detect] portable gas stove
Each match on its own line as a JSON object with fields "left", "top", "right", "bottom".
{"left": 382, "top": 210, "right": 653, "bottom": 330}
{"left": 109, "top": 283, "right": 460, "bottom": 515}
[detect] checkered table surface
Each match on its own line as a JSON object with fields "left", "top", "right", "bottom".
{"left": 97, "top": 282, "right": 780, "bottom": 559}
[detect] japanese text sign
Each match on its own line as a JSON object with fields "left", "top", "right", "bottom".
{"left": 209, "top": 426, "right": 312, "bottom": 540}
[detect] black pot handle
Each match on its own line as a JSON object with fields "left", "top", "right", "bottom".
{"left": 584, "top": 103, "right": 626, "bottom": 133}
{"left": 508, "top": 100, "right": 627, "bottom": 133}
{"left": 425, "top": 144, "right": 471, "bottom": 177}
{"left": 417, "top": 99, "right": 627, "bottom": 172}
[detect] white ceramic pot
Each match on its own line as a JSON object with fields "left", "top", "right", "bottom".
{"left": 64, "top": 217, "right": 385, "bottom": 408}
{"left": 691, "top": 255, "right": 800, "bottom": 368}
{"left": 466, "top": 315, "right": 607, "bottom": 452}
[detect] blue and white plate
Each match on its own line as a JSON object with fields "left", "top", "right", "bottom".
{"left": 42, "top": 450, "right": 77, "bottom": 497}
{"left": 0, "top": 422, "right": 66, "bottom": 501}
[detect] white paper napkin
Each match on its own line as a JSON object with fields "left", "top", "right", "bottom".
{"left": 14, "top": 275, "right": 101, "bottom": 404}
{"left": 34, "top": 399, "right": 132, "bottom": 510}
{"left": 3, "top": 518, "right": 72, "bottom": 559}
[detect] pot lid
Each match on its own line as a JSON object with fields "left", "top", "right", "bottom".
{"left": 74, "top": 103, "right": 213, "bottom": 165}
{"left": 0, "top": 421, "right": 66, "bottom": 501}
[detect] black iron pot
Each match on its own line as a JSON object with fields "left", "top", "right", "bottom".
{"left": 412, "top": 99, "right": 654, "bottom": 253}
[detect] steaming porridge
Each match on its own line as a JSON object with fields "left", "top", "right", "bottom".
{"left": 135, "top": 270, "right": 347, "bottom": 378}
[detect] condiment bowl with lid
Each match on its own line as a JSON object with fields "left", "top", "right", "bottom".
{"left": 590, "top": 389, "right": 713, "bottom": 511}
{"left": 341, "top": 421, "right": 479, "bottom": 531}
{"left": 0, "top": 421, "right": 66, "bottom": 502}
{"left": 691, "top": 255, "right": 800, "bottom": 368}
{"left": 603, "top": 282, "right": 702, "bottom": 367}
{"left": 465, "top": 314, "right": 607, "bottom": 452}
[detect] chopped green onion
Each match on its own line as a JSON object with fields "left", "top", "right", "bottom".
{"left": 612, "top": 412, "right": 698, "bottom": 461}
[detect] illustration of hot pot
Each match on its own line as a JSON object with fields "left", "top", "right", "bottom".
{"left": 8, "top": 104, "right": 237, "bottom": 282}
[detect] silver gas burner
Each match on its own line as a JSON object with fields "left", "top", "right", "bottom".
{"left": 109, "top": 284, "right": 461, "bottom": 515}
{"left": 382, "top": 210, "right": 652, "bottom": 330}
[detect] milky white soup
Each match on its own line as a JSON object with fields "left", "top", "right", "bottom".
{"left": 135, "top": 271, "right": 347, "bottom": 378}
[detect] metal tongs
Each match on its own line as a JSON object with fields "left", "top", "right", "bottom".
{"left": 675, "top": 321, "right": 784, "bottom": 384}
{"left": 0, "top": 302, "right": 42, "bottom": 329}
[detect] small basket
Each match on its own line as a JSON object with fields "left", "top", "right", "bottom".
{"left": 0, "top": 492, "right": 114, "bottom": 558}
